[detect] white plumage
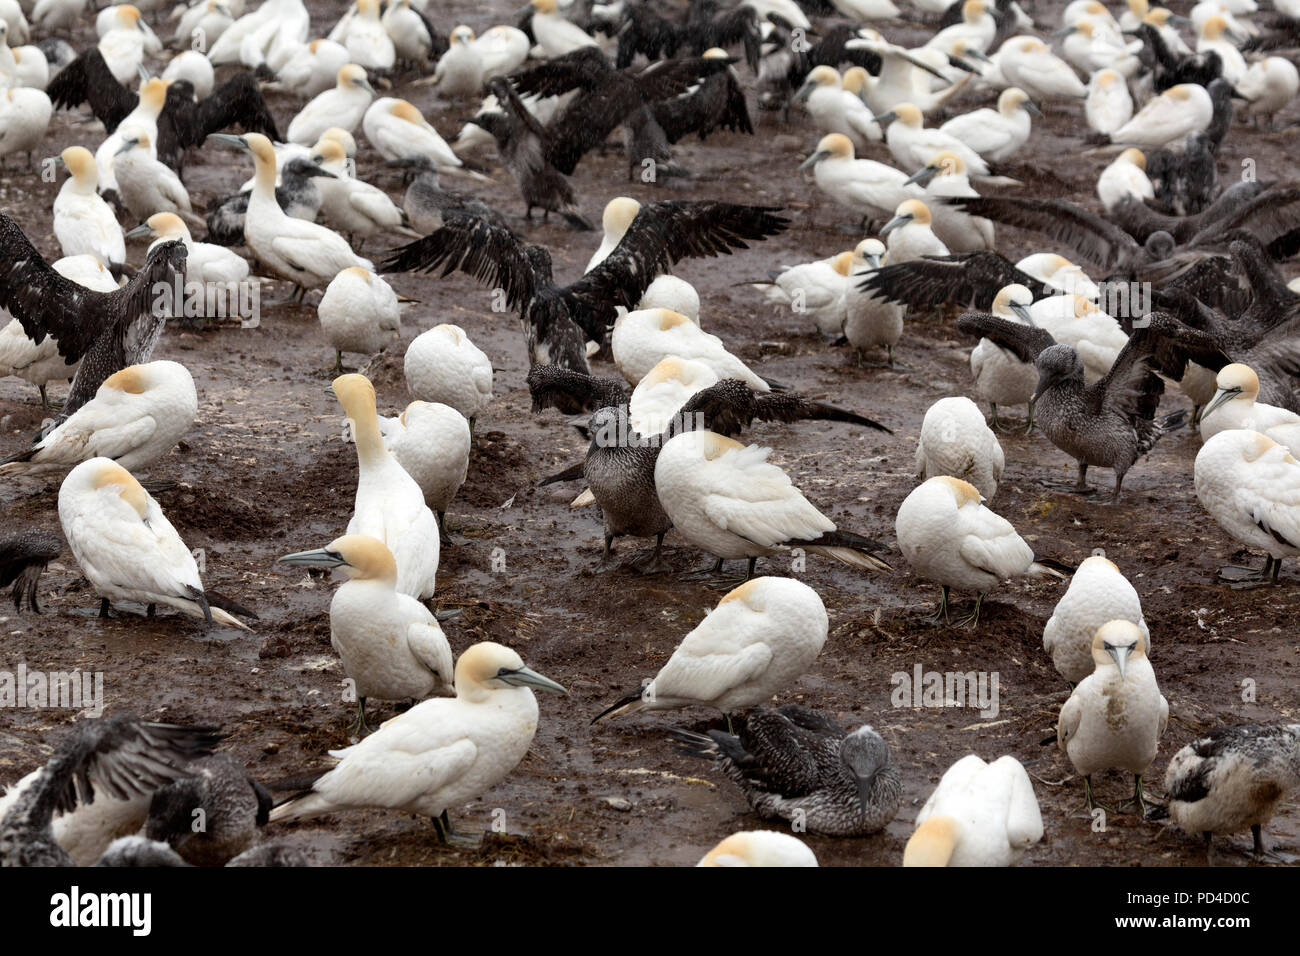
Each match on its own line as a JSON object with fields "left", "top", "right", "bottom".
{"left": 938, "top": 87, "right": 1035, "bottom": 162}
{"left": 403, "top": 323, "right": 493, "bottom": 425}
{"left": 131, "top": 212, "right": 249, "bottom": 286}
{"left": 381, "top": 401, "right": 471, "bottom": 526}
{"left": 286, "top": 64, "right": 374, "bottom": 145}
{"left": 1110, "top": 83, "right": 1213, "bottom": 148}
{"left": 628, "top": 357, "right": 719, "bottom": 436}
{"left": 318, "top": 267, "right": 400, "bottom": 371}
{"left": 1194, "top": 430, "right": 1300, "bottom": 574}
{"left": 612, "top": 308, "right": 767, "bottom": 390}
{"left": 914, "top": 396, "right": 1005, "bottom": 501}
{"left": 1199, "top": 363, "right": 1300, "bottom": 456}
{"left": 904, "top": 755, "right": 1043, "bottom": 866}
{"left": 698, "top": 830, "right": 819, "bottom": 867}
{"left": 362, "top": 97, "right": 463, "bottom": 173}
{"left": 1043, "top": 555, "right": 1149, "bottom": 684}
{"left": 53, "top": 145, "right": 124, "bottom": 268}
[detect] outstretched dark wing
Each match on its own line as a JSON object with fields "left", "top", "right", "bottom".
{"left": 651, "top": 69, "right": 752, "bottom": 142}
{"left": 46, "top": 48, "right": 135, "bottom": 132}
{"left": 616, "top": 2, "right": 683, "bottom": 68}
{"left": 569, "top": 200, "right": 788, "bottom": 315}
{"left": 952, "top": 196, "right": 1140, "bottom": 271}
{"left": 526, "top": 364, "right": 629, "bottom": 414}
{"left": 856, "top": 251, "right": 1050, "bottom": 311}
{"left": 806, "top": 25, "right": 883, "bottom": 74}
{"left": 1086, "top": 311, "right": 1230, "bottom": 418}
{"left": 689, "top": 6, "right": 761, "bottom": 72}
{"left": 381, "top": 215, "right": 541, "bottom": 311}
{"left": 185, "top": 72, "right": 281, "bottom": 148}
{"left": 510, "top": 45, "right": 614, "bottom": 98}
{"left": 678, "top": 378, "right": 891, "bottom": 436}
{"left": 1187, "top": 182, "right": 1300, "bottom": 252}
{"left": 955, "top": 310, "right": 1058, "bottom": 363}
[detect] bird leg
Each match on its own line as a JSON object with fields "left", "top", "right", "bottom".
{"left": 1024, "top": 398, "right": 1036, "bottom": 434}
{"left": 1223, "top": 555, "right": 1281, "bottom": 588}
{"left": 744, "top": 556, "right": 758, "bottom": 581}
{"left": 1110, "top": 471, "right": 1125, "bottom": 504}
{"left": 1042, "top": 462, "right": 1099, "bottom": 496}
{"left": 434, "top": 810, "right": 484, "bottom": 848}
{"left": 147, "top": 604, "right": 156, "bottom": 618}
{"left": 1076, "top": 774, "right": 1115, "bottom": 815}
{"left": 1118, "top": 774, "right": 1149, "bottom": 815}
{"left": 98, "top": 598, "right": 111, "bottom": 619}
{"left": 349, "top": 697, "right": 376, "bottom": 738}
{"left": 629, "top": 533, "right": 670, "bottom": 575}
{"left": 725, "top": 713, "right": 735, "bottom": 735}
{"left": 988, "top": 403, "right": 1006, "bottom": 432}
{"left": 951, "top": 592, "right": 985, "bottom": 629}
{"left": 924, "top": 585, "right": 951, "bottom": 625}
{"left": 333, "top": 350, "right": 346, "bottom": 376}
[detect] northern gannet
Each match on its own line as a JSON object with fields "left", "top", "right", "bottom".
{"left": 613, "top": 308, "right": 766, "bottom": 390}
{"left": 330, "top": 373, "right": 440, "bottom": 600}
{"left": 915, "top": 396, "right": 1005, "bottom": 500}
{"left": 317, "top": 267, "right": 400, "bottom": 374}
{"left": 1196, "top": 15, "right": 1247, "bottom": 83}
{"left": 0, "top": 85, "right": 50, "bottom": 168}
{"left": 756, "top": 251, "right": 852, "bottom": 341}
{"left": 31, "top": 0, "right": 87, "bottom": 33}
{"left": 895, "top": 476, "right": 1068, "bottom": 625}
{"left": 628, "top": 357, "right": 718, "bottom": 435}
{"left": 1060, "top": 18, "right": 1143, "bottom": 77}
{"left": 1025, "top": 294, "right": 1127, "bottom": 383}
{"left": 1, "top": 361, "right": 197, "bottom": 477}
{"left": 143, "top": 754, "right": 270, "bottom": 866}
{"left": 310, "top": 138, "right": 412, "bottom": 246}
{"left": 403, "top": 323, "right": 493, "bottom": 428}
{"left": 1194, "top": 429, "right": 1300, "bottom": 586}
{"left": 161, "top": 50, "right": 215, "bottom": 100}
{"left": 1097, "top": 147, "right": 1153, "bottom": 212}
{"left": 382, "top": 0, "right": 443, "bottom": 71}
{"left": 882, "top": 198, "right": 950, "bottom": 262}
{"left": 113, "top": 131, "right": 193, "bottom": 223}
{"left": 638, "top": 275, "right": 700, "bottom": 320}
{"left": 212, "top": 132, "right": 373, "bottom": 293}
{"left": 594, "top": 577, "right": 828, "bottom": 722}
{"left": 432, "top": 24, "right": 530, "bottom": 98}
{"left": 362, "top": 97, "right": 463, "bottom": 174}
{"left": 127, "top": 212, "right": 249, "bottom": 286}
{"left": 1043, "top": 554, "right": 1149, "bottom": 684}
{"left": 996, "top": 37, "right": 1087, "bottom": 99}
{"left": 527, "top": 0, "right": 599, "bottom": 58}
{"left": 926, "top": 0, "right": 998, "bottom": 51}
{"left": 1057, "top": 621, "right": 1167, "bottom": 812}
{"left": 793, "top": 65, "right": 881, "bottom": 154}
{"left": 171, "top": 2, "right": 234, "bottom": 58}
{"left": 210, "top": 0, "right": 308, "bottom": 70}
{"left": 798, "top": 132, "right": 919, "bottom": 226}
{"left": 938, "top": 86, "right": 1038, "bottom": 161}
{"left": 52, "top": 145, "right": 124, "bottom": 270}
{"left": 380, "top": 401, "right": 471, "bottom": 535}
{"left": 91, "top": 76, "right": 170, "bottom": 198}
{"left": 877, "top": 101, "right": 990, "bottom": 176}
{"left": 1237, "top": 56, "right": 1299, "bottom": 129}
{"left": 0, "top": 530, "right": 60, "bottom": 613}
{"left": 1110, "top": 83, "right": 1214, "bottom": 147}
{"left": 279, "top": 534, "right": 454, "bottom": 733}
{"left": 339, "top": 0, "right": 393, "bottom": 71}
{"left": 1199, "top": 364, "right": 1300, "bottom": 455}
{"left": 285, "top": 64, "right": 374, "bottom": 145}
{"left": 59, "top": 458, "right": 253, "bottom": 628}
{"left": 697, "top": 831, "right": 818, "bottom": 867}
{"left": 654, "top": 429, "right": 892, "bottom": 577}
{"left": 269, "top": 38, "right": 349, "bottom": 97}
{"left": 97, "top": 4, "right": 146, "bottom": 84}
{"left": 905, "top": 150, "right": 996, "bottom": 253}
{"left": 904, "top": 754, "right": 1043, "bottom": 866}
{"left": 844, "top": 238, "right": 903, "bottom": 365}
{"left": 1164, "top": 723, "right": 1300, "bottom": 860}
{"left": 966, "top": 284, "right": 1038, "bottom": 430}
{"left": 672, "top": 705, "right": 902, "bottom": 836}
{"left": 268, "top": 641, "right": 566, "bottom": 845}
{"left": 1085, "top": 68, "right": 1133, "bottom": 135}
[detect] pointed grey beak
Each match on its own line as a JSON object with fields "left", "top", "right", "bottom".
{"left": 115, "top": 138, "right": 139, "bottom": 156}
{"left": 855, "top": 774, "right": 876, "bottom": 813}
{"left": 793, "top": 81, "right": 815, "bottom": 103}
{"left": 277, "top": 548, "right": 348, "bottom": 569}
{"left": 873, "top": 109, "right": 898, "bottom": 125}
{"left": 867, "top": 255, "right": 882, "bottom": 269}
{"left": 1052, "top": 25, "right": 1076, "bottom": 37}
{"left": 1032, "top": 369, "right": 1054, "bottom": 403}
{"left": 1011, "top": 302, "right": 1034, "bottom": 323}
{"left": 208, "top": 133, "right": 249, "bottom": 150}
{"left": 881, "top": 212, "right": 912, "bottom": 235}
{"left": 798, "top": 149, "right": 830, "bottom": 170}
{"left": 1170, "top": 14, "right": 1191, "bottom": 25}
{"left": 497, "top": 665, "right": 568, "bottom": 695}
{"left": 1202, "top": 386, "right": 1241, "bottom": 418}
{"left": 137, "top": 64, "right": 151, "bottom": 81}
{"left": 1106, "top": 642, "right": 1131, "bottom": 680}
{"left": 1024, "top": 100, "right": 1043, "bottom": 117}
{"left": 967, "top": 48, "right": 992, "bottom": 62}
{"left": 905, "top": 164, "right": 939, "bottom": 186}
{"left": 125, "top": 223, "right": 152, "bottom": 239}
{"left": 325, "top": 384, "right": 338, "bottom": 398}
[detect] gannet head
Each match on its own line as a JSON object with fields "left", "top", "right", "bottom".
{"left": 841, "top": 66, "right": 870, "bottom": 96}
{"left": 312, "top": 138, "right": 348, "bottom": 167}
{"left": 1074, "top": 18, "right": 1096, "bottom": 37}
{"left": 319, "top": 127, "right": 358, "bottom": 156}
{"left": 639, "top": 275, "right": 700, "bottom": 320}
{"left": 702, "top": 47, "right": 730, "bottom": 60}
{"left": 134, "top": 212, "right": 189, "bottom": 242}
{"left": 530, "top": 0, "right": 560, "bottom": 14}
{"left": 455, "top": 641, "right": 567, "bottom": 698}
{"left": 58, "top": 145, "right": 98, "bottom": 188}
{"left": 601, "top": 196, "right": 641, "bottom": 239}
{"left": 338, "top": 63, "right": 374, "bottom": 94}
{"left": 450, "top": 25, "right": 475, "bottom": 45}
{"left": 1091, "top": 620, "right": 1145, "bottom": 680}
{"left": 1204, "top": 363, "right": 1260, "bottom": 417}
{"left": 698, "top": 831, "right": 817, "bottom": 867}
{"left": 1143, "top": 7, "right": 1173, "bottom": 26}
{"left": 936, "top": 475, "right": 982, "bottom": 507}
{"left": 991, "top": 283, "right": 1034, "bottom": 323}
{"left": 962, "top": 0, "right": 987, "bottom": 22}
{"left": 1200, "top": 14, "right": 1230, "bottom": 41}
{"left": 882, "top": 198, "right": 931, "bottom": 235}
{"left": 341, "top": 265, "right": 373, "bottom": 283}
{"left": 1128, "top": 0, "right": 1149, "bottom": 16}
{"left": 1071, "top": 294, "right": 1100, "bottom": 318}
{"left": 650, "top": 308, "right": 693, "bottom": 331}
{"left": 140, "top": 77, "right": 171, "bottom": 113}
{"left": 877, "top": 102, "right": 922, "bottom": 127}
{"left": 114, "top": 4, "right": 142, "bottom": 29}
{"left": 830, "top": 251, "right": 854, "bottom": 277}
{"left": 1094, "top": 68, "right": 1121, "bottom": 89}
{"left": 72, "top": 457, "right": 150, "bottom": 520}
{"left": 278, "top": 533, "right": 398, "bottom": 583}
{"left": 1118, "top": 147, "right": 1147, "bottom": 169}
{"left": 1034, "top": 343, "right": 1085, "bottom": 401}
{"left": 329, "top": 372, "right": 377, "bottom": 424}
{"left": 839, "top": 725, "right": 893, "bottom": 813}
{"left": 903, "top": 815, "right": 958, "bottom": 867}
{"left": 1080, "top": 553, "right": 1121, "bottom": 574}
{"left": 998, "top": 86, "right": 1038, "bottom": 117}
{"left": 905, "top": 149, "right": 965, "bottom": 186}
{"left": 115, "top": 129, "right": 152, "bottom": 156}
{"left": 697, "top": 431, "right": 745, "bottom": 460}
{"left": 799, "top": 132, "right": 854, "bottom": 169}
{"left": 357, "top": 0, "right": 379, "bottom": 18}
{"left": 853, "top": 237, "right": 885, "bottom": 269}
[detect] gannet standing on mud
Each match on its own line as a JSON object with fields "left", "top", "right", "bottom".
{"left": 279, "top": 535, "right": 454, "bottom": 733}
{"left": 1043, "top": 554, "right": 1148, "bottom": 684}
{"left": 403, "top": 324, "right": 493, "bottom": 429}
{"left": 904, "top": 754, "right": 1043, "bottom": 866}
{"left": 914, "top": 396, "right": 1005, "bottom": 501}
{"left": 58, "top": 457, "right": 253, "bottom": 629}
{"left": 380, "top": 401, "right": 471, "bottom": 537}
{"left": 330, "top": 373, "right": 439, "bottom": 601}
{"left": 317, "top": 266, "right": 400, "bottom": 374}
{"left": 52, "top": 145, "right": 124, "bottom": 270}
{"left": 268, "top": 642, "right": 566, "bottom": 845}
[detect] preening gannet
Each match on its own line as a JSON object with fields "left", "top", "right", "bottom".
{"left": 339, "top": 0, "right": 393, "bottom": 71}
{"left": 279, "top": 534, "right": 454, "bottom": 733}
{"left": 144, "top": 754, "right": 270, "bottom": 866}
{"left": 1194, "top": 429, "right": 1300, "bottom": 586}
{"left": 286, "top": 64, "right": 374, "bottom": 146}
{"left": 1085, "top": 69, "right": 1133, "bottom": 135}
{"left": 637, "top": 274, "right": 700, "bottom": 321}
{"left": 52, "top": 145, "right": 124, "bottom": 270}
{"left": 126, "top": 212, "right": 249, "bottom": 286}
{"left": 318, "top": 266, "right": 400, "bottom": 374}
{"left": 895, "top": 476, "right": 1068, "bottom": 626}
{"left": 1043, "top": 554, "right": 1149, "bottom": 684}
{"left": 403, "top": 323, "right": 492, "bottom": 428}
{"left": 1, "top": 361, "right": 197, "bottom": 477}
{"left": 1110, "top": 83, "right": 1213, "bottom": 147}
{"left": 161, "top": 50, "right": 215, "bottom": 100}
{"left": 1199, "top": 363, "right": 1300, "bottom": 456}
{"left": 672, "top": 704, "right": 902, "bottom": 836}
{"left": 612, "top": 308, "right": 767, "bottom": 390}
{"left": 270, "top": 39, "right": 350, "bottom": 98}
{"left": 382, "top": 0, "right": 442, "bottom": 70}
{"left": 362, "top": 97, "right": 463, "bottom": 173}
{"left": 914, "top": 396, "right": 1005, "bottom": 501}
{"left": 381, "top": 401, "right": 471, "bottom": 535}
{"left": 904, "top": 754, "right": 1043, "bottom": 866}
{"left": 268, "top": 641, "right": 566, "bottom": 844}
{"left": 756, "top": 251, "right": 853, "bottom": 341}
{"left": 996, "top": 36, "right": 1087, "bottom": 100}
{"left": 697, "top": 831, "right": 818, "bottom": 867}
{"left": 432, "top": 25, "right": 529, "bottom": 99}
{"left": 1097, "top": 148, "right": 1152, "bottom": 213}
{"left": 1058, "top": 621, "right": 1167, "bottom": 812}
{"left": 628, "top": 357, "right": 718, "bottom": 435}
{"left": 0, "top": 85, "right": 51, "bottom": 169}
{"left": 939, "top": 87, "right": 1038, "bottom": 162}
{"left": 594, "top": 577, "right": 828, "bottom": 722}
{"left": 58, "top": 458, "right": 253, "bottom": 629}
{"left": 330, "top": 373, "right": 439, "bottom": 601}
{"left": 877, "top": 102, "right": 990, "bottom": 177}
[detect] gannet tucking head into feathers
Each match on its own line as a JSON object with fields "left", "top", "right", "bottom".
{"left": 698, "top": 831, "right": 818, "bottom": 867}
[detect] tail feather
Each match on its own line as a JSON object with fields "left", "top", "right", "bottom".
{"left": 538, "top": 461, "right": 586, "bottom": 487}
{"left": 207, "top": 590, "right": 258, "bottom": 620}
{"left": 792, "top": 530, "right": 892, "bottom": 572}
{"left": 1029, "top": 558, "right": 1073, "bottom": 579}
{"left": 805, "top": 401, "right": 892, "bottom": 434}
{"left": 1158, "top": 408, "right": 1188, "bottom": 434}
{"left": 591, "top": 690, "right": 645, "bottom": 724}
{"left": 562, "top": 209, "right": 594, "bottom": 231}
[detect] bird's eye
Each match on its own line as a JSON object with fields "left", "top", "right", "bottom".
{"left": 496, "top": 667, "right": 512, "bottom": 677}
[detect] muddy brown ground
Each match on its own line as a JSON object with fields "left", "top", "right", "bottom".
{"left": 0, "top": 0, "right": 1296, "bottom": 867}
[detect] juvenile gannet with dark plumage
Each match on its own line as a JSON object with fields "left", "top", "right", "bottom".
{"left": 286, "top": 64, "right": 373, "bottom": 145}
{"left": 1, "top": 361, "right": 196, "bottom": 477}
{"left": 380, "top": 402, "right": 470, "bottom": 536}
{"left": 403, "top": 324, "right": 492, "bottom": 429}
{"left": 594, "top": 577, "right": 828, "bottom": 723}
{"left": 59, "top": 458, "right": 252, "bottom": 628}
{"left": 915, "top": 396, "right": 1005, "bottom": 501}
{"left": 698, "top": 831, "right": 818, "bottom": 866}
{"left": 279, "top": 534, "right": 454, "bottom": 733}
{"left": 0, "top": 530, "right": 61, "bottom": 613}
{"left": 1058, "top": 621, "right": 1167, "bottom": 812}
{"left": 144, "top": 753, "right": 271, "bottom": 866}
{"left": 1043, "top": 554, "right": 1148, "bottom": 684}
{"left": 52, "top": 145, "right": 124, "bottom": 270}
{"left": 672, "top": 704, "right": 902, "bottom": 836}
{"left": 1163, "top": 723, "right": 1300, "bottom": 860}
{"left": 1194, "top": 429, "right": 1300, "bottom": 586}
{"left": 317, "top": 266, "right": 400, "bottom": 374}
{"left": 895, "top": 476, "right": 1068, "bottom": 626}
{"left": 268, "top": 642, "right": 566, "bottom": 845}
{"left": 1199, "top": 364, "right": 1300, "bottom": 455}
{"left": 904, "top": 754, "right": 1043, "bottom": 866}
{"left": 330, "top": 374, "right": 439, "bottom": 600}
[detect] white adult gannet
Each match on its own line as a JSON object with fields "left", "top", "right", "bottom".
{"left": 654, "top": 430, "right": 892, "bottom": 576}
{"left": 310, "top": 138, "right": 411, "bottom": 245}
{"left": 268, "top": 641, "right": 566, "bottom": 844}
{"left": 969, "top": 284, "right": 1039, "bottom": 429}
{"left": 403, "top": 323, "right": 493, "bottom": 428}
{"left": 1043, "top": 555, "right": 1148, "bottom": 684}
{"left": 1194, "top": 429, "right": 1300, "bottom": 586}
{"left": 0, "top": 86, "right": 51, "bottom": 169}
{"left": 594, "top": 577, "right": 829, "bottom": 721}
{"left": 432, "top": 24, "right": 530, "bottom": 98}
{"left": 160, "top": 50, "right": 215, "bottom": 100}
{"left": 172, "top": 2, "right": 234, "bottom": 61}
{"left": 32, "top": 0, "right": 87, "bottom": 33}
{"left": 1061, "top": 18, "right": 1143, "bottom": 77}
{"left": 996, "top": 36, "right": 1087, "bottom": 100}
{"left": 278, "top": 534, "right": 453, "bottom": 733}
{"left": 527, "top": 0, "right": 599, "bottom": 58}
{"left": 628, "top": 357, "right": 719, "bottom": 435}
{"left": 340, "top": 0, "right": 393, "bottom": 71}
{"left": 926, "top": 0, "right": 997, "bottom": 52}
{"left": 1016, "top": 252, "right": 1100, "bottom": 299}
{"left": 878, "top": 102, "right": 990, "bottom": 176}
{"left": 212, "top": 132, "right": 373, "bottom": 292}
{"left": 380, "top": 401, "right": 470, "bottom": 534}
{"left": 1238, "top": 56, "right": 1299, "bottom": 129}
{"left": 286, "top": 64, "right": 374, "bottom": 145}
{"left": 881, "top": 198, "right": 950, "bottom": 262}
{"left": 637, "top": 274, "right": 700, "bottom": 320}
{"left": 1110, "top": 83, "right": 1213, "bottom": 147}
{"left": 58, "top": 457, "right": 251, "bottom": 628}
{"left": 697, "top": 831, "right": 818, "bottom": 867}
{"left": 906, "top": 151, "right": 995, "bottom": 252}
{"left": 383, "top": 0, "right": 436, "bottom": 68}
{"left": 1097, "top": 147, "right": 1152, "bottom": 212}
{"left": 844, "top": 238, "right": 903, "bottom": 365}
{"left": 939, "top": 87, "right": 1038, "bottom": 162}
{"left": 1197, "top": 15, "right": 1247, "bottom": 83}
{"left": 113, "top": 131, "right": 192, "bottom": 222}
{"left": 94, "top": 77, "right": 170, "bottom": 197}
{"left": 97, "top": 4, "right": 146, "bottom": 85}
{"left": 1199, "top": 364, "right": 1300, "bottom": 455}
{"left": 585, "top": 196, "right": 640, "bottom": 273}
{"left": 848, "top": 32, "right": 968, "bottom": 114}
{"left": 362, "top": 97, "right": 463, "bottom": 174}
{"left": 1026, "top": 293, "right": 1127, "bottom": 382}
{"left": 915, "top": 397, "right": 1005, "bottom": 501}
{"left": 895, "top": 476, "right": 1065, "bottom": 625}
{"left": 126, "top": 212, "right": 249, "bottom": 286}
{"left": 318, "top": 267, "right": 400, "bottom": 374}
{"left": 1, "top": 362, "right": 197, "bottom": 476}
{"left": 52, "top": 146, "right": 124, "bottom": 270}
{"left": 1085, "top": 69, "right": 1133, "bottom": 135}
{"left": 1058, "top": 621, "right": 1167, "bottom": 811}
{"left": 611, "top": 308, "right": 768, "bottom": 391}
{"left": 903, "top": 755, "right": 1043, "bottom": 866}
{"left": 270, "top": 38, "right": 350, "bottom": 98}
{"left": 757, "top": 251, "right": 853, "bottom": 340}
{"left": 208, "top": 0, "right": 308, "bottom": 70}
{"left": 793, "top": 65, "right": 881, "bottom": 154}
{"left": 798, "top": 132, "right": 918, "bottom": 225}
{"left": 330, "top": 373, "right": 439, "bottom": 601}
